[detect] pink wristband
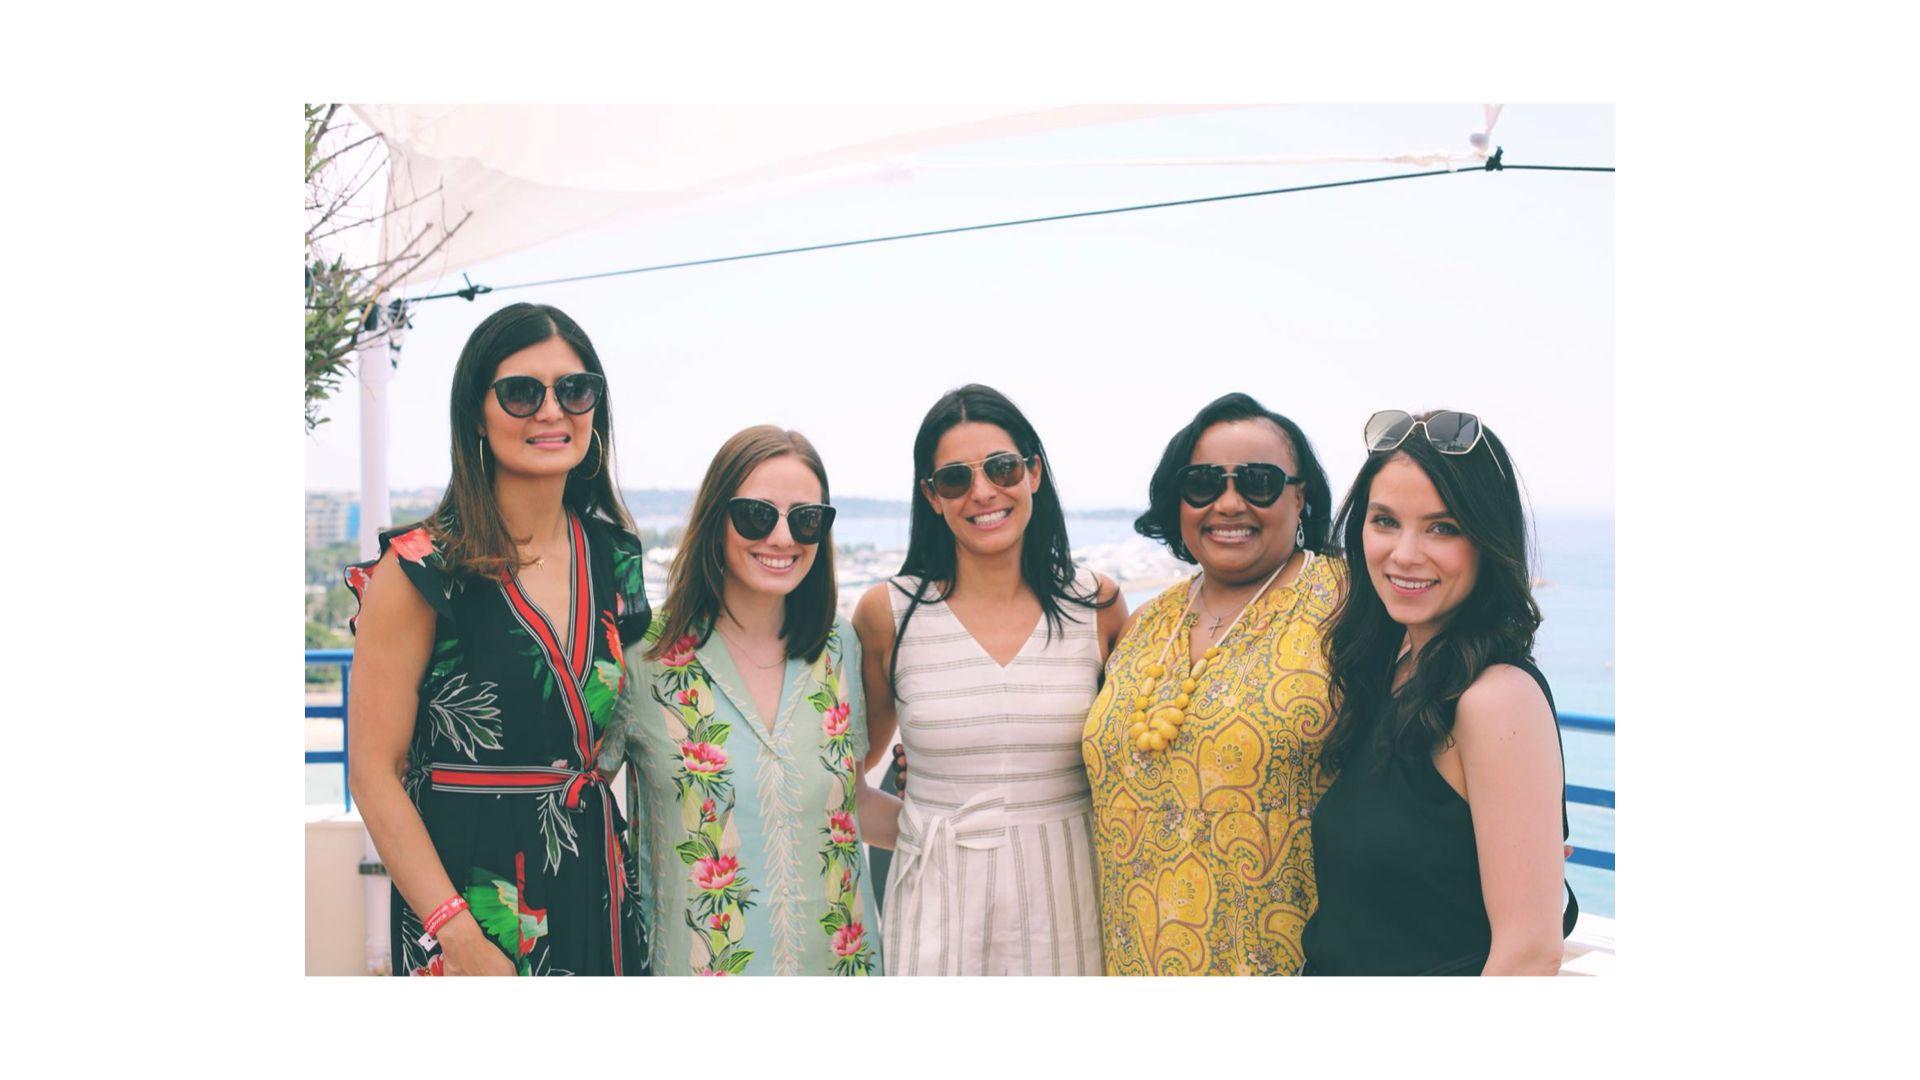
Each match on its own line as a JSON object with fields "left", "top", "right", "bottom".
{"left": 419, "top": 895, "right": 469, "bottom": 947}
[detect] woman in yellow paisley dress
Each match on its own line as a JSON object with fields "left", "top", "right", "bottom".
{"left": 1083, "top": 392, "right": 1344, "bottom": 976}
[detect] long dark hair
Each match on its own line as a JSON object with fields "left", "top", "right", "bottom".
{"left": 1321, "top": 414, "right": 1539, "bottom": 773}
{"left": 1133, "top": 392, "right": 1333, "bottom": 562}
{"left": 428, "top": 302, "right": 633, "bottom": 578}
{"left": 887, "top": 384, "right": 1106, "bottom": 694}
{"left": 646, "top": 425, "right": 839, "bottom": 665}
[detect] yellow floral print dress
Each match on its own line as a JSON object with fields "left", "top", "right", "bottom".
{"left": 1081, "top": 553, "right": 1344, "bottom": 975}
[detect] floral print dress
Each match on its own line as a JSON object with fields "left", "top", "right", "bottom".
{"left": 615, "top": 616, "right": 880, "bottom": 975}
{"left": 345, "top": 511, "right": 651, "bottom": 976}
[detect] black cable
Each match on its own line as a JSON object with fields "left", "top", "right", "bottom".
{"left": 405, "top": 153, "right": 1614, "bottom": 304}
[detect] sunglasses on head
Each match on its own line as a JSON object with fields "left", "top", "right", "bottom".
{"left": 490, "top": 372, "right": 606, "bottom": 418}
{"left": 1175, "top": 462, "right": 1300, "bottom": 508}
{"left": 727, "top": 497, "right": 836, "bottom": 546}
{"left": 923, "top": 451, "right": 1036, "bottom": 501}
{"left": 1363, "top": 409, "right": 1506, "bottom": 478}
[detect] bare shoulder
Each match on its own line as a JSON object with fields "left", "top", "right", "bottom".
{"left": 852, "top": 581, "right": 897, "bottom": 652}
{"left": 1455, "top": 664, "right": 1555, "bottom": 742}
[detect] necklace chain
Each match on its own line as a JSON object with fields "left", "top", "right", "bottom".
{"left": 517, "top": 521, "right": 571, "bottom": 570}
{"left": 1167, "top": 552, "right": 1295, "bottom": 671}
{"left": 716, "top": 625, "right": 787, "bottom": 669}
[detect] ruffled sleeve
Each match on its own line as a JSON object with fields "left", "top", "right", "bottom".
{"left": 602, "top": 525, "right": 654, "bottom": 643}
{"left": 343, "top": 523, "right": 456, "bottom": 635}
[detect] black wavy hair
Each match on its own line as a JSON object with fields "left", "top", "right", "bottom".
{"left": 1321, "top": 413, "right": 1539, "bottom": 774}
{"left": 1133, "top": 392, "right": 1333, "bottom": 563}
{"left": 887, "top": 384, "right": 1109, "bottom": 695}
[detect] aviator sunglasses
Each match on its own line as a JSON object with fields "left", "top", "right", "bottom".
{"left": 924, "top": 451, "right": 1037, "bottom": 500}
{"left": 1175, "top": 463, "right": 1301, "bottom": 508}
{"left": 490, "top": 372, "right": 607, "bottom": 418}
{"left": 727, "top": 498, "right": 836, "bottom": 546}
{"left": 1363, "top": 409, "right": 1506, "bottom": 478}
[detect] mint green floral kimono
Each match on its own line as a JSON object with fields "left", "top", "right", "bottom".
{"left": 615, "top": 614, "right": 881, "bottom": 975}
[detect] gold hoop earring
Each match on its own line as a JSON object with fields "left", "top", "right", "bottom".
{"left": 583, "top": 427, "right": 606, "bottom": 479}
{"left": 478, "top": 436, "right": 489, "bottom": 464}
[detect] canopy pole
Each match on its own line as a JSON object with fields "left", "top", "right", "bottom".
{"left": 352, "top": 295, "right": 405, "bottom": 973}
{"left": 355, "top": 298, "right": 405, "bottom": 559}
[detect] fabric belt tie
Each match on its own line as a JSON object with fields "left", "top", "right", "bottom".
{"left": 892, "top": 793, "right": 1009, "bottom": 894}
{"left": 428, "top": 764, "right": 608, "bottom": 808}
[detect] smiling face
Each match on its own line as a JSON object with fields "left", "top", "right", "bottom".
{"left": 1178, "top": 419, "right": 1305, "bottom": 587}
{"left": 1361, "top": 453, "right": 1482, "bottom": 647}
{"left": 480, "top": 336, "right": 593, "bottom": 481}
{"left": 922, "top": 421, "right": 1041, "bottom": 560}
{"left": 724, "top": 454, "right": 824, "bottom": 601}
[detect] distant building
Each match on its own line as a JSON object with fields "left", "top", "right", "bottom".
{"left": 306, "top": 492, "right": 353, "bottom": 547}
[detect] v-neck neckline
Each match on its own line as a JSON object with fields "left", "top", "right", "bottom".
{"left": 505, "top": 512, "right": 580, "bottom": 665}
{"left": 942, "top": 595, "right": 1044, "bottom": 671}
{"left": 698, "top": 632, "right": 805, "bottom": 749}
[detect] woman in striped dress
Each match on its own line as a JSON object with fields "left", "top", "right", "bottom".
{"left": 853, "top": 384, "right": 1126, "bottom": 975}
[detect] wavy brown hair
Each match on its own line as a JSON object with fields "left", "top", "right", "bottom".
{"left": 426, "top": 302, "right": 633, "bottom": 578}
{"left": 646, "top": 426, "right": 839, "bottom": 664}
{"left": 1322, "top": 412, "right": 1539, "bottom": 774}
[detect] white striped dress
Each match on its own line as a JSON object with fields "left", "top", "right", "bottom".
{"left": 881, "top": 570, "right": 1105, "bottom": 975}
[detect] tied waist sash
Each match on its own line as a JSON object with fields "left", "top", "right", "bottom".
{"left": 427, "top": 762, "right": 610, "bottom": 808}
{"left": 891, "top": 790, "right": 1092, "bottom": 890}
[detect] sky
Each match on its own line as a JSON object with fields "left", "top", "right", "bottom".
{"left": 305, "top": 104, "right": 1613, "bottom": 516}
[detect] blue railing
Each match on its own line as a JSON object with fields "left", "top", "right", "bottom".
{"left": 306, "top": 648, "right": 354, "bottom": 812}
{"left": 303, "top": 650, "right": 1616, "bottom": 872}
{"left": 1558, "top": 712, "right": 1615, "bottom": 871}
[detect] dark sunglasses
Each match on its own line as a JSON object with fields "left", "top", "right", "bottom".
{"left": 1175, "top": 462, "right": 1300, "bottom": 508}
{"left": 923, "top": 451, "right": 1036, "bottom": 501}
{"left": 490, "top": 372, "right": 606, "bottom": 418}
{"left": 1363, "top": 409, "right": 1506, "bottom": 478}
{"left": 727, "top": 497, "right": 836, "bottom": 546}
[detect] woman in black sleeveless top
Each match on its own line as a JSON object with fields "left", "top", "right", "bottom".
{"left": 1302, "top": 411, "right": 1576, "bottom": 976}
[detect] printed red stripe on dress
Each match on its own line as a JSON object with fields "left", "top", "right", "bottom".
{"left": 502, "top": 579, "right": 594, "bottom": 760}
{"left": 431, "top": 769, "right": 566, "bottom": 787}
{"left": 568, "top": 514, "right": 591, "bottom": 681}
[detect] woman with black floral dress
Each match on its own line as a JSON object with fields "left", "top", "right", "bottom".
{"left": 346, "top": 302, "right": 650, "bottom": 976}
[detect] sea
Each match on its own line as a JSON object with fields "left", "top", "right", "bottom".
{"left": 307, "top": 511, "right": 1616, "bottom": 917}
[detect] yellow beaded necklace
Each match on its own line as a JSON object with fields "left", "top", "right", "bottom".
{"left": 1126, "top": 549, "right": 1311, "bottom": 755}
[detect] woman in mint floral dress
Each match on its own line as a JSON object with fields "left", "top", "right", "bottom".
{"left": 613, "top": 425, "right": 898, "bottom": 975}
{"left": 346, "top": 303, "right": 649, "bottom": 976}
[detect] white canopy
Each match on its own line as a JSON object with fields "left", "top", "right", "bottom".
{"left": 336, "top": 103, "right": 1503, "bottom": 558}
{"left": 348, "top": 105, "right": 1235, "bottom": 289}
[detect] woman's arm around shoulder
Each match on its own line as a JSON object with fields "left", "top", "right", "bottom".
{"left": 601, "top": 615, "right": 665, "bottom": 781}
{"left": 1455, "top": 663, "right": 1567, "bottom": 976}
{"left": 851, "top": 581, "right": 900, "bottom": 773}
